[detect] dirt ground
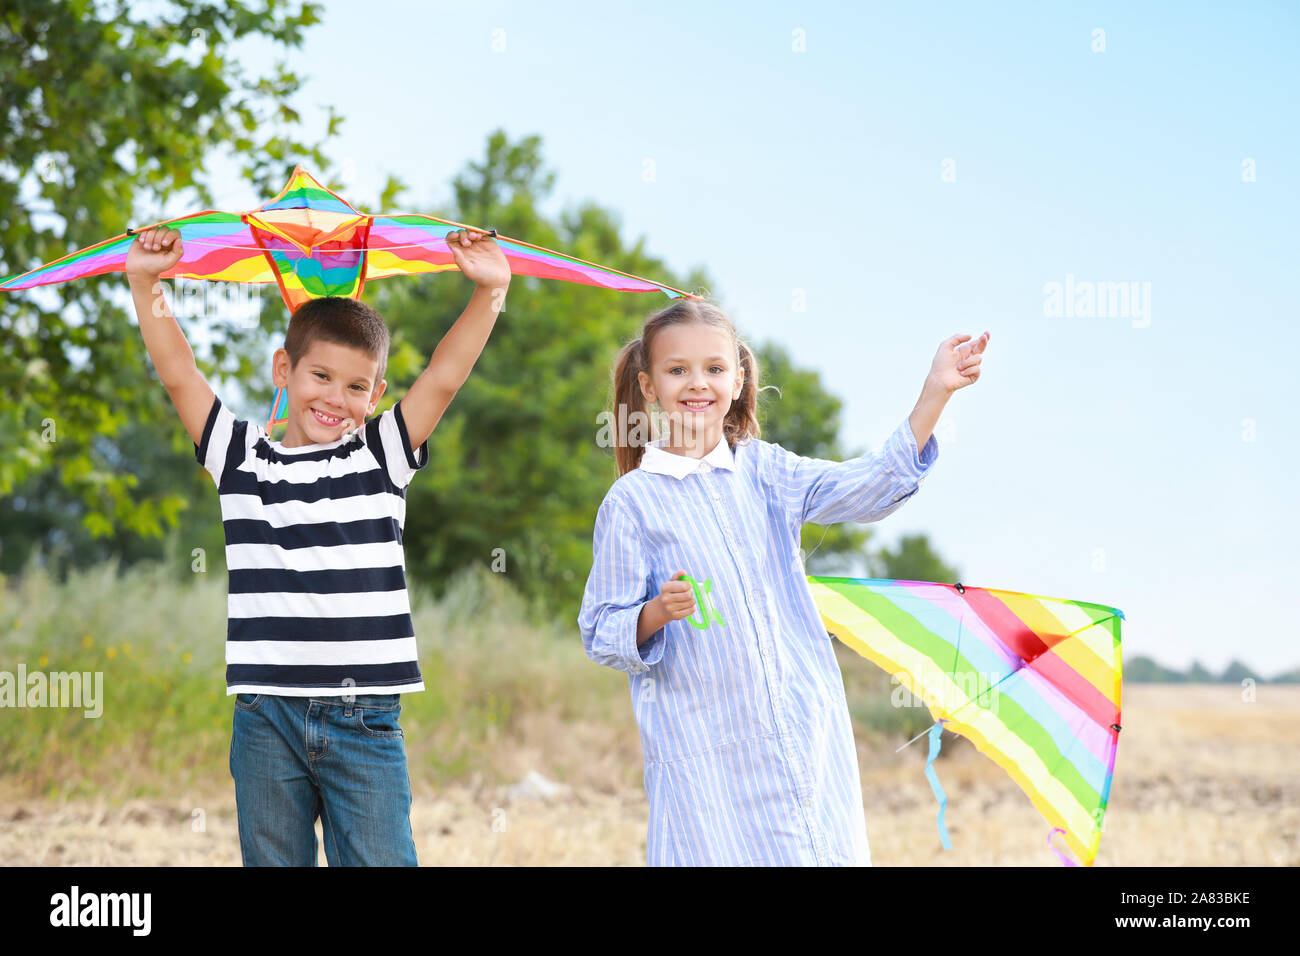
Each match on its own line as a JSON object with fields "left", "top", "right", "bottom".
{"left": 2, "top": 684, "right": 1296, "bottom": 866}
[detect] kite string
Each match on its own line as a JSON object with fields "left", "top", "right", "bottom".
{"left": 889, "top": 613, "right": 1122, "bottom": 752}
{"left": 894, "top": 598, "right": 966, "bottom": 754}
{"left": 801, "top": 522, "right": 833, "bottom": 565}
{"left": 895, "top": 723, "right": 937, "bottom": 753}
{"left": 950, "top": 610, "right": 965, "bottom": 682}
{"left": 172, "top": 238, "right": 497, "bottom": 253}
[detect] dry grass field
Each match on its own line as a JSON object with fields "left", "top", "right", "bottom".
{"left": 2, "top": 682, "right": 1295, "bottom": 866}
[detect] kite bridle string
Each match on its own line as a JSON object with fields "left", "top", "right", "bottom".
{"left": 801, "top": 523, "right": 834, "bottom": 565}
{"left": 937, "top": 613, "right": 1124, "bottom": 728}
{"left": 892, "top": 612, "right": 1125, "bottom": 751}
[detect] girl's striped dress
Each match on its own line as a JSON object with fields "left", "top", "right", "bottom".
{"left": 578, "top": 421, "right": 938, "bottom": 865}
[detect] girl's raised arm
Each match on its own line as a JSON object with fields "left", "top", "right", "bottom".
{"left": 765, "top": 420, "right": 938, "bottom": 529}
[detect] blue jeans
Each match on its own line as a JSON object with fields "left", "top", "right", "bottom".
{"left": 230, "top": 693, "right": 418, "bottom": 866}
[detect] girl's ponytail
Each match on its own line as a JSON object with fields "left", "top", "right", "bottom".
{"left": 613, "top": 337, "right": 650, "bottom": 477}
{"left": 722, "top": 339, "right": 762, "bottom": 450}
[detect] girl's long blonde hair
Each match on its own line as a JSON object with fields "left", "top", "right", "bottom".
{"left": 611, "top": 299, "right": 761, "bottom": 476}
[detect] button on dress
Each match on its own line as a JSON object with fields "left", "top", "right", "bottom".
{"left": 578, "top": 422, "right": 939, "bottom": 865}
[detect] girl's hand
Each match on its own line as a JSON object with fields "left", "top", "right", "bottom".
{"left": 658, "top": 571, "right": 697, "bottom": 622}
{"left": 125, "top": 227, "right": 184, "bottom": 279}
{"left": 928, "top": 331, "right": 990, "bottom": 393}
{"left": 446, "top": 228, "right": 510, "bottom": 289}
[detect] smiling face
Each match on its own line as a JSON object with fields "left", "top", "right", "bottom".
{"left": 272, "top": 338, "right": 387, "bottom": 448}
{"left": 637, "top": 322, "right": 745, "bottom": 457}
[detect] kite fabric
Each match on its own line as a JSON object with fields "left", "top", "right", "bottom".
{"left": 2, "top": 166, "right": 693, "bottom": 427}
{"left": 806, "top": 575, "right": 1123, "bottom": 867}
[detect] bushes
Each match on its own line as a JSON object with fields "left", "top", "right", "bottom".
{"left": 0, "top": 557, "right": 916, "bottom": 798}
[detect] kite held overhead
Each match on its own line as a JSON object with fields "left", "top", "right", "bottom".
{"left": 2, "top": 166, "right": 693, "bottom": 427}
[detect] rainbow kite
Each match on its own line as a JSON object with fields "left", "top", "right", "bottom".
{"left": 1, "top": 166, "right": 692, "bottom": 427}
{"left": 807, "top": 576, "right": 1123, "bottom": 867}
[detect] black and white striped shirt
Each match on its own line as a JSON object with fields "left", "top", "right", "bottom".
{"left": 194, "top": 395, "right": 429, "bottom": 696}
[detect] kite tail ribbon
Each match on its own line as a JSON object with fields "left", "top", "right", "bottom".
{"left": 924, "top": 719, "right": 952, "bottom": 850}
{"left": 266, "top": 387, "right": 289, "bottom": 431}
{"left": 1048, "top": 827, "right": 1080, "bottom": 867}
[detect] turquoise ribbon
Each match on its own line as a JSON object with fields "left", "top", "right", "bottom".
{"left": 924, "top": 720, "right": 952, "bottom": 850}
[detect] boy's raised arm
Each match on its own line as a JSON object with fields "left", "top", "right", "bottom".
{"left": 126, "top": 227, "right": 215, "bottom": 448}
{"left": 399, "top": 229, "right": 509, "bottom": 449}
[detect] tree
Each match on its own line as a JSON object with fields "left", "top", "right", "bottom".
{"left": 1186, "top": 661, "right": 1215, "bottom": 683}
{"left": 755, "top": 343, "right": 873, "bottom": 575}
{"left": 372, "top": 130, "right": 874, "bottom": 618}
{"left": 1126, "top": 655, "right": 1183, "bottom": 683}
{"left": 1217, "top": 660, "right": 1261, "bottom": 684}
{"left": 872, "top": 533, "right": 960, "bottom": 583}
{"left": 0, "top": 0, "right": 331, "bottom": 575}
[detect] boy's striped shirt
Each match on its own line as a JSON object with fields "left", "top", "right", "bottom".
{"left": 195, "top": 395, "right": 429, "bottom": 696}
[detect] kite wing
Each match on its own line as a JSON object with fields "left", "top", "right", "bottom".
{"left": 0, "top": 211, "right": 272, "bottom": 292}
{"left": 2, "top": 167, "right": 691, "bottom": 303}
{"left": 366, "top": 214, "right": 687, "bottom": 295}
{"left": 2, "top": 166, "right": 691, "bottom": 426}
{"left": 807, "top": 575, "right": 1123, "bottom": 867}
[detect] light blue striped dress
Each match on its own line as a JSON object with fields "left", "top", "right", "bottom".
{"left": 578, "top": 421, "right": 938, "bottom": 866}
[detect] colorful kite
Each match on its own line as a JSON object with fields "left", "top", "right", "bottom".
{"left": 807, "top": 575, "right": 1123, "bottom": 866}
{"left": 1, "top": 166, "right": 693, "bottom": 427}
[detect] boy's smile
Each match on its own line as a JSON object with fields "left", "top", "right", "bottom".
{"left": 272, "top": 339, "right": 386, "bottom": 448}
{"left": 637, "top": 324, "right": 744, "bottom": 458}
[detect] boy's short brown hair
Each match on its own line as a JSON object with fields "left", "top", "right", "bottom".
{"left": 283, "top": 297, "right": 390, "bottom": 387}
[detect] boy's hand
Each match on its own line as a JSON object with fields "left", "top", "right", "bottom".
{"left": 125, "top": 227, "right": 184, "bottom": 279}
{"left": 445, "top": 228, "right": 510, "bottom": 290}
{"left": 928, "top": 331, "right": 990, "bottom": 393}
{"left": 658, "top": 571, "right": 697, "bottom": 622}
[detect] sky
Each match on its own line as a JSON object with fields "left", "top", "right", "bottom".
{"left": 174, "top": 1, "right": 1297, "bottom": 674}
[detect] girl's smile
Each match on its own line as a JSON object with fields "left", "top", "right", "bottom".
{"left": 637, "top": 323, "right": 744, "bottom": 457}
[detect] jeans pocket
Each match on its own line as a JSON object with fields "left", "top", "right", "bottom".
{"left": 357, "top": 704, "right": 404, "bottom": 738}
{"left": 234, "top": 692, "right": 263, "bottom": 712}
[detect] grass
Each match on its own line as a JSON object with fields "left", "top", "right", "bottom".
{"left": 0, "top": 555, "right": 939, "bottom": 801}
{"left": 0, "top": 557, "right": 647, "bottom": 799}
{"left": 3, "top": 559, "right": 1297, "bottom": 865}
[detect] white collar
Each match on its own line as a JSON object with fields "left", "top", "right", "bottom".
{"left": 639, "top": 433, "right": 736, "bottom": 480}
{"left": 261, "top": 423, "right": 362, "bottom": 455}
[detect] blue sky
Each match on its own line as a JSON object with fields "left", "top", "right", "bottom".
{"left": 194, "top": 1, "right": 1297, "bottom": 673}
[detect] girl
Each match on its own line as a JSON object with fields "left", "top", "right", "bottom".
{"left": 578, "top": 299, "right": 988, "bottom": 866}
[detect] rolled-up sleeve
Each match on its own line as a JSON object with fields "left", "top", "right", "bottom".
{"left": 770, "top": 419, "right": 939, "bottom": 527}
{"left": 578, "top": 494, "right": 666, "bottom": 675}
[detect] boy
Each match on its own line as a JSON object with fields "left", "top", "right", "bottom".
{"left": 126, "top": 224, "right": 509, "bottom": 865}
